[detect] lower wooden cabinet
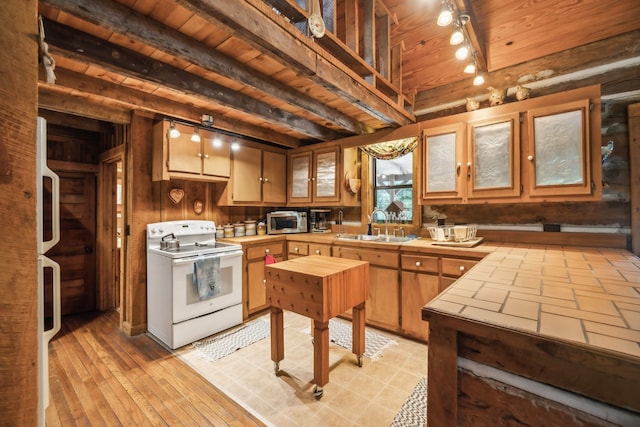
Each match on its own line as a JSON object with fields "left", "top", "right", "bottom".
{"left": 401, "top": 271, "right": 439, "bottom": 341}
{"left": 400, "top": 251, "right": 481, "bottom": 342}
{"left": 242, "top": 240, "right": 285, "bottom": 318}
{"left": 333, "top": 245, "right": 401, "bottom": 332}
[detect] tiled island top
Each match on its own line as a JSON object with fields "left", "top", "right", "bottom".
{"left": 425, "top": 244, "right": 640, "bottom": 359}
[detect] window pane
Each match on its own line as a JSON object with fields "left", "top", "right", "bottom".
{"left": 374, "top": 152, "right": 413, "bottom": 222}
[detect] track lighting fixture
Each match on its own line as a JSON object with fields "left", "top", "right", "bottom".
{"left": 437, "top": 1, "right": 453, "bottom": 27}
{"left": 191, "top": 127, "right": 201, "bottom": 143}
{"left": 449, "top": 20, "right": 464, "bottom": 45}
{"left": 473, "top": 72, "right": 485, "bottom": 86}
{"left": 455, "top": 43, "right": 470, "bottom": 60}
{"left": 168, "top": 121, "right": 180, "bottom": 139}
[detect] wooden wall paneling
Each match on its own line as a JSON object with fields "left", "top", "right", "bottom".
{"left": 629, "top": 103, "right": 640, "bottom": 256}
{"left": 124, "top": 112, "right": 158, "bottom": 335}
{"left": 0, "top": 1, "right": 38, "bottom": 424}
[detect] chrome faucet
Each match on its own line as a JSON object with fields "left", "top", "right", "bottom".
{"left": 370, "top": 208, "right": 388, "bottom": 238}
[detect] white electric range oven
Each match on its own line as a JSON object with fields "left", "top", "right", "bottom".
{"left": 146, "top": 220, "right": 243, "bottom": 349}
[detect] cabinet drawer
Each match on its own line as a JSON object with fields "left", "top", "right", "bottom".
{"left": 333, "top": 246, "right": 399, "bottom": 268}
{"left": 401, "top": 254, "right": 439, "bottom": 274}
{"left": 288, "top": 242, "right": 309, "bottom": 256}
{"left": 246, "top": 242, "right": 284, "bottom": 260}
{"left": 309, "top": 243, "right": 332, "bottom": 256}
{"left": 441, "top": 258, "right": 478, "bottom": 277}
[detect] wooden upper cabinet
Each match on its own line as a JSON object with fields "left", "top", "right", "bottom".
{"left": 418, "top": 86, "right": 602, "bottom": 204}
{"left": 467, "top": 113, "right": 521, "bottom": 199}
{"left": 420, "top": 123, "right": 466, "bottom": 202}
{"left": 288, "top": 145, "right": 359, "bottom": 206}
{"left": 152, "top": 120, "right": 230, "bottom": 181}
{"left": 526, "top": 99, "right": 593, "bottom": 197}
{"left": 218, "top": 144, "right": 286, "bottom": 206}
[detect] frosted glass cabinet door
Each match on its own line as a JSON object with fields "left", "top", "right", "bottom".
{"left": 420, "top": 123, "right": 464, "bottom": 201}
{"left": 527, "top": 99, "right": 592, "bottom": 196}
{"left": 314, "top": 148, "right": 338, "bottom": 200}
{"left": 289, "top": 152, "right": 311, "bottom": 201}
{"left": 467, "top": 113, "right": 520, "bottom": 199}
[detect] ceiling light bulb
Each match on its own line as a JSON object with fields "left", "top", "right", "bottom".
{"left": 212, "top": 135, "right": 222, "bottom": 148}
{"left": 455, "top": 44, "right": 470, "bottom": 60}
{"left": 437, "top": 3, "right": 453, "bottom": 27}
{"left": 191, "top": 127, "right": 201, "bottom": 143}
{"left": 450, "top": 22, "right": 464, "bottom": 45}
{"left": 168, "top": 121, "right": 180, "bottom": 139}
{"left": 231, "top": 142, "right": 240, "bottom": 151}
{"left": 473, "top": 73, "right": 485, "bottom": 86}
{"left": 464, "top": 62, "right": 476, "bottom": 74}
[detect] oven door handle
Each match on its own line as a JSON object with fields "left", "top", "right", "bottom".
{"left": 172, "top": 250, "right": 243, "bottom": 266}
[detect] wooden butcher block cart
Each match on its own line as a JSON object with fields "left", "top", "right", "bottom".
{"left": 264, "top": 255, "right": 370, "bottom": 399}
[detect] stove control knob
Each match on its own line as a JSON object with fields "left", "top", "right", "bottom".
{"left": 150, "top": 227, "right": 157, "bottom": 234}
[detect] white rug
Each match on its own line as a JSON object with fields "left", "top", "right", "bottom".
{"left": 300, "top": 318, "right": 398, "bottom": 361}
{"left": 192, "top": 318, "right": 270, "bottom": 362}
{"left": 390, "top": 377, "right": 427, "bottom": 427}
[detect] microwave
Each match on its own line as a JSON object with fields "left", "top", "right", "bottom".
{"left": 266, "top": 211, "right": 308, "bottom": 234}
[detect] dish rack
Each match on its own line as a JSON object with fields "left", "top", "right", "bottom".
{"left": 427, "top": 224, "right": 477, "bottom": 242}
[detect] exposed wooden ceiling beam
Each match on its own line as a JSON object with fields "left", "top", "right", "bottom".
{"left": 175, "top": 0, "right": 414, "bottom": 126}
{"left": 40, "top": 0, "right": 368, "bottom": 136}
{"left": 38, "top": 67, "right": 303, "bottom": 148}
{"left": 41, "top": 18, "right": 343, "bottom": 142}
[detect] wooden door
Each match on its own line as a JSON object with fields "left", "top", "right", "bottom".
{"left": 45, "top": 171, "right": 96, "bottom": 315}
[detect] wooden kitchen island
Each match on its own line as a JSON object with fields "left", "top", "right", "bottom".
{"left": 423, "top": 245, "right": 640, "bottom": 425}
{"left": 264, "top": 255, "right": 369, "bottom": 399}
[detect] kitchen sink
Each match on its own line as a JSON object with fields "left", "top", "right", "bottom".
{"left": 336, "top": 234, "right": 418, "bottom": 244}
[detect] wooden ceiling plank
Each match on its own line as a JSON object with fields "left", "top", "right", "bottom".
{"left": 41, "top": 0, "right": 366, "bottom": 135}
{"left": 41, "top": 17, "right": 343, "bottom": 142}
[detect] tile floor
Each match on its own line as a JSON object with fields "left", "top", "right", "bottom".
{"left": 176, "top": 312, "right": 427, "bottom": 427}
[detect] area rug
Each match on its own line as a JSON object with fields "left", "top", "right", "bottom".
{"left": 300, "top": 318, "right": 398, "bottom": 361}
{"left": 390, "top": 376, "right": 427, "bottom": 427}
{"left": 192, "top": 318, "right": 270, "bottom": 362}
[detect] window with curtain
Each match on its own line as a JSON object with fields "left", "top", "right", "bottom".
{"left": 373, "top": 152, "right": 413, "bottom": 223}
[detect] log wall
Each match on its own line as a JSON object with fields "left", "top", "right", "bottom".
{"left": 0, "top": 1, "right": 39, "bottom": 424}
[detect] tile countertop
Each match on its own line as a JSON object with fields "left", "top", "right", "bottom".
{"left": 423, "top": 244, "right": 640, "bottom": 360}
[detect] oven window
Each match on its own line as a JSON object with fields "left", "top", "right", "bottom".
{"left": 186, "top": 262, "right": 234, "bottom": 304}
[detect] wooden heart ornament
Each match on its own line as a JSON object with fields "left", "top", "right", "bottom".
{"left": 168, "top": 188, "right": 184, "bottom": 204}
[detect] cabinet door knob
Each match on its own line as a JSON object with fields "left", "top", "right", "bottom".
{"left": 263, "top": 177, "right": 269, "bottom": 183}
{"left": 315, "top": 249, "right": 321, "bottom": 255}
{"left": 265, "top": 248, "right": 270, "bottom": 254}
{"left": 459, "top": 265, "right": 465, "bottom": 272}
{"left": 204, "top": 154, "right": 209, "bottom": 159}
{"left": 415, "top": 261, "right": 421, "bottom": 267}
{"left": 259, "top": 177, "right": 263, "bottom": 181}
{"left": 294, "top": 247, "right": 299, "bottom": 253}
{"left": 197, "top": 153, "right": 202, "bottom": 157}
{"left": 528, "top": 155, "right": 534, "bottom": 161}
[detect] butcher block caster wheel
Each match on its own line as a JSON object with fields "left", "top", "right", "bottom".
{"left": 357, "top": 355, "right": 363, "bottom": 367}
{"left": 273, "top": 361, "right": 280, "bottom": 374}
{"left": 313, "top": 385, "right": 323, "bottom": 400}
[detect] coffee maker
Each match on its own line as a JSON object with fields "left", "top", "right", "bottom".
{"left": 309, "top": 209, "right": 331, "bottom": 233}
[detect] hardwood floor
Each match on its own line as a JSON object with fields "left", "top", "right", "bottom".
{"left": 45, "top": 309, "right": 266, "bottom": 426}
